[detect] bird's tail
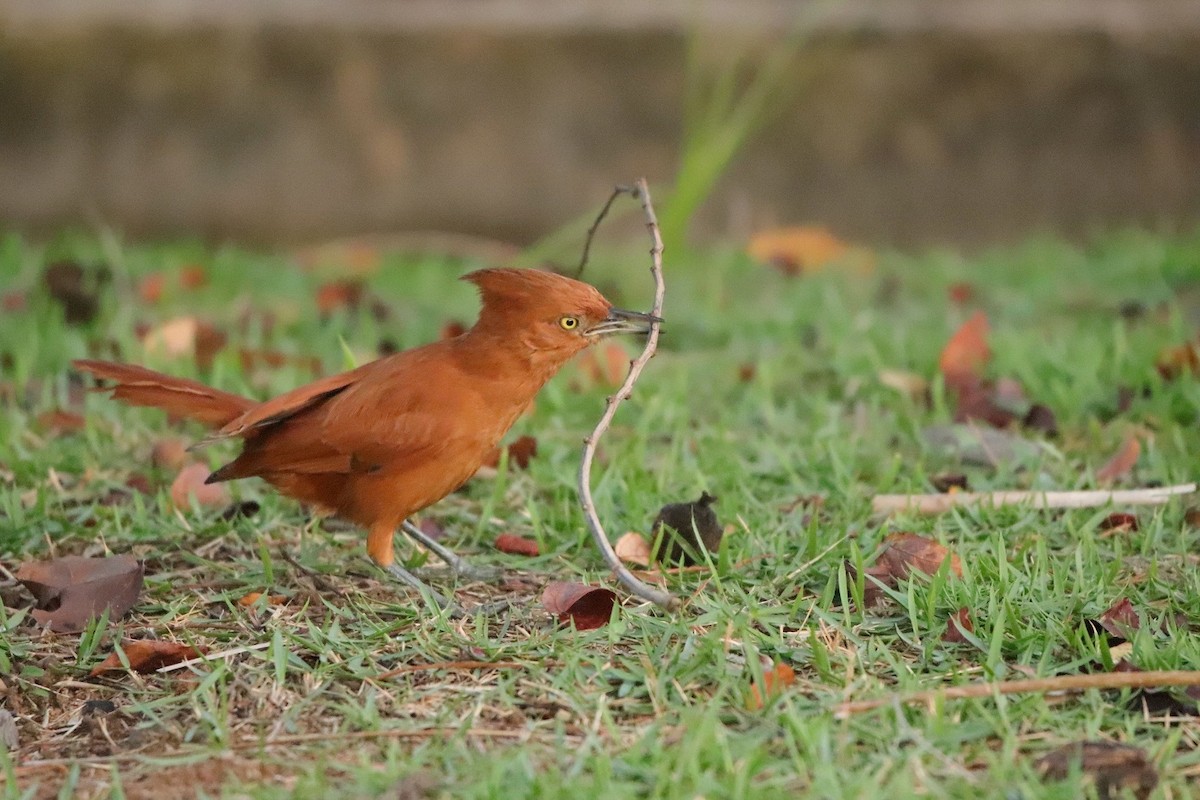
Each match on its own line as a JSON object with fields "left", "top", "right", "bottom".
{"left": 73, "top": 359, "right": 256, "bottom": 430}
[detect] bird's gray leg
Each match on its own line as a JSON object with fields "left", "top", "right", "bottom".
{"left": 382, "top": 562, "right": 457, "bottom": 612}
{"left": 401, "top": 519, "right": 501, "bottom": 582}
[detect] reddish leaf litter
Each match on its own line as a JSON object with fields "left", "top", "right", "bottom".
{"left": 541, "top": 582, "right": 617, "bottom": 630}
{"left": 1035, "top": 741, "right": 1157, "bottom": 800}
{"left": 857, "top": 533, "right": 962, "bottom": 608}
{"left": 748, "top": 659, "right": 796, "bottom": 709}
{"left": 15, "top": 554, "right": 143, "bottom": 632}
{"left": 937, "top": 311, "right": 1058, "bottom": 436}
{"left": 90, "top": 640, "right": 204, "bottom": 676}
{"left": 170, "top": 462, "right": 231, "bottom": 509}
{"left": 942, "top": 607, "right": 975, "bottom": 644}
{"left": 494, "top": 533, "right": 540, "bottom": 557}
{"left": 1095, "top": 435, "right": 1141, "bottom": 485}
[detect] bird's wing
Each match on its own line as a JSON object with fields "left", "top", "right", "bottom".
{"left": 315, "top": 352, "right": 467, "bottom": 471}
{"left": 202, "top": 367, "right": 366, "bottom": 444}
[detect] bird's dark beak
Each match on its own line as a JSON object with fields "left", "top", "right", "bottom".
{"left": 584, "top": 307, "right": 663, "bottom": 338}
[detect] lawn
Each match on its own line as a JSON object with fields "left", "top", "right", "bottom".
{"left": 2, "top": 227, "right": 1200, "bottom": 799}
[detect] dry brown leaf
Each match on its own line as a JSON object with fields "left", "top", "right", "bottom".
{"left": 1035, "top": 741, "right": 1157, "bottom": 800}
{"left": 35, "top": 409, "right": 86, "bottom": 435}
{"left": 747, "top": 226, "right": 872, "bottom": 276}
{"left": 939, "top": 311, "right": 990, "bottom": 390}
{"left": 90, "top": 640, "right": 204, "bottom": 676}
{"left": 942, "top": 606, "right": 975, "bottom": 644}
{"left": 170, "top": 462, "right": 230, "bottom": 510}
{"left": 1099, "top": 512, "right": 1138, "bottom": 534}
{"left": 43, "top": 261, "right": 102, "bottom": 325}
{"left": 541, "top": 582, "right": 617, "bottom": 630}
{"left": 947, "top": 282, "right": 976, "bottom": 305}
{"left": 140, "top": 316, "right": 227, "bottom": 370}
{"left": 238, "top": 348, "right": 323, "bottom": 376}
{"left": 2, "top": 291, "right": 28, "bottom": 313}
{"left": 1097, "top": 597, "right": 1142, "bottom": 641}
{"left": 574, "top": 342, "right": 629, "bottom": 388}
{"left": 482, "top": 435, "right": 538, "bottom": 470}
{"left": 16, "top": 554, "right": 144, "bottom": 633}
{"left": 238, "top": 591, "right": 286, "bottom": 607}
{"left": 179, "top": 265, "right": 207, "bottom": 290}
{"left": 876, "top": 532, "right": 962, "bottom": 579}
{"left": 316, "top": 280, "right": 366, "bottom": 315}
{"left": 615, "top": 532, "right": 652, "bottom": 567}
{"left": 1096, "top": 435, "right": 1141, "bottom": 485}
{"left": 748, "top": 660, "right": 796, "bottom": 709}
{"left": 494, "top": 533, "right": 539, "bottom": 557}
{"left": 137, "top": 273, "right": 167, "bottom": 304}
{"left": 1155, "top": 340, "right": 1200, "bottom": 380}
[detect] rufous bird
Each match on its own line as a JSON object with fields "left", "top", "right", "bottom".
{"left": 75, "top": 268, "right": 659, "bottom": 609}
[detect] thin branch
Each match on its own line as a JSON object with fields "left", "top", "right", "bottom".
{"left": 573, "top": 184, "right": 633, "bottom": 278}
{"left": 578, "top": 178, "right": 679, "bottom": 611}
{"left": 872, "top": 483, "right": 1195, "bottom": 515}
{"left": 834, "top": 669, "right": 1200, "bottom": 718}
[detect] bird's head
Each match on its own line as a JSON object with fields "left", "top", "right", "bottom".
{"left": 462, "top": 268, "right": 660, "bottom": 360}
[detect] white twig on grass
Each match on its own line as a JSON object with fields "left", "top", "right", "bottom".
{"left": 872, "top": 483, "right": 1196, "bottom": 515}
{"left": 577, "top": 178, "right": 679, "bottom": 611}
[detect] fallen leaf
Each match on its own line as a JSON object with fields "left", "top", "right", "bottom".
{"left": 748, "top": 659, "right": 796, "bottom": 709}
{"left": 1096, "top": 435, "right": 1140, "bottom": 485}
{"left": 747, "top": 226, "right": 871, "bottom": 276}
{"left": 541, "top": 582, "right": 617, "bottom": 630}
{"left": 737, "top": 363, "right": 757, "bottom": 383}
{"left": 939, "top": 312, "right": 990, "bottom": 391}
{"left": 1, "top": 291, "right": 27, "bottom": 313}
{"left": 1097, "top": 597, "right": 1142, "bottom": 641}
{"left": 90, "top": 640, "right": 203, "bottom": 676}
{"left": 237, "top": 592, "right": 286, "bottom": 607}
{"left": 574, "top": 342, "right": 629, "bottom": 388}
{"left": 150, "top": 438, "right": 189, "bottom": 471}
{"left": 170, "top": 462, "right": 230, "bottom": 510}
{"left": 16, "top": 554, "right": 144, "bottom": 633}
{"left": 921, "top": 424, "right": 1044, "bottom": 468}
{"left": 140, "top": 316, "right": 227, "bottom": 370}
{"left": 942, "top": 606, "right": 975, "bottom": 644}
{"left": 861, "top": 532, "right": 963, "bottom": 606}
{"left": 316, "top": 279, "right": 365, "bottom": 316}
{"left": 1155, "top": 340, "right": 1199, "bottom": 380}
{"left": 1034, "top": 741, "right": 1157, "bottom": 800}
{"left": 494, "top": 533, "right": 539, "bottom": 557}
{"left": 1185, "top": 507, "right": 1200, "bottom": 528}
{"left": 238, "top": 348, "right": 322, "bottom": 376}
{"left": 137, "top": 273, "right": 167, "bottom": 304}
{"left": 650, "top": 492, "right": 723, "bottom": 566}
{"left": 615, "top": 532, "right": 652, "bottom": 567}
{"left": 931, "top": 473, "right": 968, "bottom": 493}
{"left": 179, "top": 265, "right": 207, "bottom": 290}
{"left": 1099, "top": 512, "right": 1138, "bottom": 533}
{"left": 947, "top": 282, "right": 976, "bottom": 305}
{"left": 482, "top": 435, "right": 538, "bottom": 470}
{"left": 35, "top": 409, "right": 86, "bottom": 435}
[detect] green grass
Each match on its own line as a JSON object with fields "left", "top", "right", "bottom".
{"left": 2, "top": 228, "right": 1200, "bottom": 799}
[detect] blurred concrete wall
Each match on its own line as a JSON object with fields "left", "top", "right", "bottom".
{"left": 1, "top": 0, "right": 1199, "bottom": 248}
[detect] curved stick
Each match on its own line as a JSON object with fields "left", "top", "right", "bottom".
{"left": 577, "top": 178, "right": 680, "bottom": 611}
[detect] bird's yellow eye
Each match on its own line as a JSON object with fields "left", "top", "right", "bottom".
{"left": 559, "top": 316, "right": 579, "bottom": 330}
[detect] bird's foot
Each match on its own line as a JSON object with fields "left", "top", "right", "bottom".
{"left": 400, "top": 520, "right": 504, "bottom": 583}
{"left": 381, "top": 562, "right": 508, "bottom": 618}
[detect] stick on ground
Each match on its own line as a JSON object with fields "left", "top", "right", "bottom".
{"left": 577, "top": 178, "right": 679, "bottom": 611}
{"left": 872, "top": 483, "right": 1195, "bottom": 515}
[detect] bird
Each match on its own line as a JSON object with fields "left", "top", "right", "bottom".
{"left": 75, "top": 268, "right": 660, "bottom": 609}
